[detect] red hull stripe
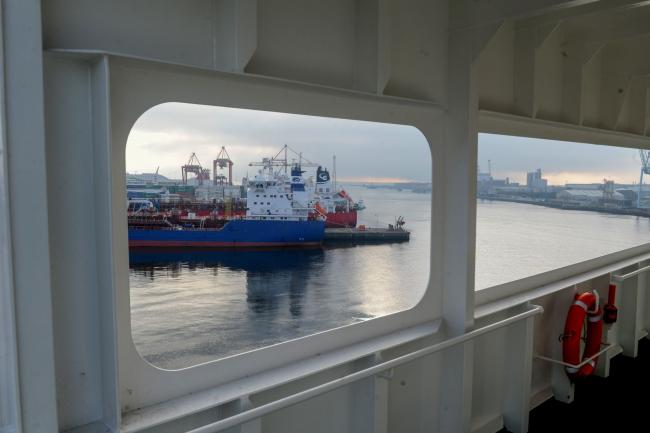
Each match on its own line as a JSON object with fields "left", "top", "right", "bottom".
{"left": 129, "top": 240, "right": 322, "bottom": 248}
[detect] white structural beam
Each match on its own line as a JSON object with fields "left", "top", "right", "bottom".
{"left": 561, "top": 5, "right": 650, "bottom": 45}
{"left": 580, "top": 44, "right": 605, "bottom": 127}
{"left": 615, "top": 74, "right": 650, "bottom": 134}
{"left": 6, "top": 1, "right": 650, "bottom": 433}
{"left": 353, "top": 0, "right": 391, "bottom": 94}
{"left": 213, "top": 0, "right": 258, "bottom": 72}
{"left": 562, "top": 42, "right": 604, "bottom": 125}
{"left": 451, "top": 0, "right": 594, "bottom": 29}
{"left": 437, "top": 14, "right": 493, "bottom": 429}
{"left": 382, "top": 0, "right": 448, "bottom": 102}
{"left": 476, "top": 21, "right": 515, "bottom": 114}
{"left": 513, "top": 25, "right": 536, "bottom": 117}
{"left": 0, "top": 6, "right": 21, "bottom": 433}
{"left": 478, "top": 2, "right": 650, "bottom": 136}
{"left": 533, "top": 21, "right": 564, "bottom": 120}
{"left": 2, "top": 0, "right": 58, "bottom": 432}
{"left": 479, "top": 110, "right": 650, "bottom": 149}
{"left": 90, "top": 55, "right": 121, "bottom": 432}
{"left": 515, "top": 0, "right": 650, "bottom": 28}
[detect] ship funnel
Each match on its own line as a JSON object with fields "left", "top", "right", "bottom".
{"left": 316, "top": 166, "right": 331, "bottom": 184}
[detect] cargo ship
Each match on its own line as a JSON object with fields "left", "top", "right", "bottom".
{"left": 128, "top": 160, "right": 325, "bottom": 248}
{"left": 128, "top": 220, "right": 324, "bottom": 248}
{"left": 126, "top": 146, "right": 360, "bottom": 228}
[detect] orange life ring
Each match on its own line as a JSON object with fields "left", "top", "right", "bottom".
{"left": 562, "top": 291, "right": 603, "bottom": 379}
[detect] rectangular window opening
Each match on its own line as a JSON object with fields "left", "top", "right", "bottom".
{"left": 476, "top": 133, "right": 650, "bottom": 290}
{"left": 126, "top": 103, "right": 432, "bottom": 369}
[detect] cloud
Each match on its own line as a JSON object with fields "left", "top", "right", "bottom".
{"left": 126, "top": 103, "right": 431, "bottom": 183}
{"left": 478, "top": 133, "right": 642, "bottom": 185}
{"left": 128, "top": 104, "right": 642, "bottom": 187}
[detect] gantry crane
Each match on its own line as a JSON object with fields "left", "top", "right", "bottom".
{"left": 181, "top": 153, "right": 210, "bottom": 185}
{"left": 213, "top": 146, "right": 234, "bottom": 185}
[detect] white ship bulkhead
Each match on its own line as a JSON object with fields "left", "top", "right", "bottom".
{"left": 313, "top": 167, "right": 338, "bottom": 213}
{"left": 289, "top": 165, "right": 312, "bottom": 216}
{"left": 4, "top": 2, "right": 650, "bottom": 433}
{"left": 247, "top": 167, "right": 297, "bottom": 220}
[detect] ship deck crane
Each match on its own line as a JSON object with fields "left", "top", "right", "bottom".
{"left": 248, "top": 145, "right": 319, "bottom": 175}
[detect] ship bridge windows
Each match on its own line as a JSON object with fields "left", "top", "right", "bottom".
{"left": 476, "top": 133, "right": 650, "bottom": 291}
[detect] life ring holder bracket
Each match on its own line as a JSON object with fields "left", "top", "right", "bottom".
{"left": 534, "top": 342, "right": 613, "bottom": 369}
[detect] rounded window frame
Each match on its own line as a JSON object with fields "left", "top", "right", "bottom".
{"left": 110, "top": 56, "right": 443, "bottom": 413}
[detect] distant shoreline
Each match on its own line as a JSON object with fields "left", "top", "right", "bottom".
{"left": 477, "top": 196, "right": 650, "bottom": 218}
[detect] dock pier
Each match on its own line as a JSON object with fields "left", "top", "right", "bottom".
{"left": 323, "top": 227, "right": 410, "bottom": 244}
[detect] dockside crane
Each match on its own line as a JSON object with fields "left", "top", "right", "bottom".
{"left": 182, "top": 152, "right": 210, "bottom": 185}
{"left": 248, "top": 145, "right": 319, "bottom": 175}
{"left": 213, "top": 146, "right": 234, "bottom": 185}
{"left": 639, "top": 150, "right": 650, "bottom": 207}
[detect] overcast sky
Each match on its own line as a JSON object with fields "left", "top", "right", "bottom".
{"left": 126, "top": 102, "right": 431, "bottom": 183}
{"left": 126, "top": 102, "right": 643, "bottom": 186}
{"left": 478, "top": 133, "right": 642, "bottom": 185}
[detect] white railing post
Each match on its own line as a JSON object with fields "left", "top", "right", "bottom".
{"left": 182, "top": 307, "right": 542, "bottom": 433}
{"left": 644, "top": 265, "right": 650, "bottom": 339}
{"left": 618, "top": 262, "right": 647, "bottom": 358}
{"left": 502, "top": 314, "right": 535, "bottom": 433}
{"left": 350, "top": 354, "right": 389, "bottom": 433}
{"left": 549, "top": 286, "right": 577, "bottom": 404}
{"left": 217, "top": 397, "right": 261, "bottom": 433}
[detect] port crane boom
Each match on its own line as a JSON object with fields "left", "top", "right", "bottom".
{"left": 248, "top": 145, "right": 319, "bottom": 175}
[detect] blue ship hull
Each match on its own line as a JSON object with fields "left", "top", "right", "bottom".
{"left": 128, "top": 219, "right": 325, "bottom": 248}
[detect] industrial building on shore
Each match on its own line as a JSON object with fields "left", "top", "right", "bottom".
{"left": 477, "top": 166, "right": 648, "bottom": 210}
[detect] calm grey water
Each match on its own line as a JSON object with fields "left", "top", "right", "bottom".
{"left": 476, "top": 200, "right": 650, "bottom": 288}
{"left": 129, "top": 186, "right": 430, "bottom": 368}
{"left": 130, "top": 188, "right": 650, "bottom": 369}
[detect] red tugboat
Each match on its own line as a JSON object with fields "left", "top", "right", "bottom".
{"left": 312, "top": 166, "right": 357, "bottom": 228}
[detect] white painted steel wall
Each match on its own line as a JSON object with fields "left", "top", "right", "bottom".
{"left": 3, "top": 1, "right": 650, "bottom": 433}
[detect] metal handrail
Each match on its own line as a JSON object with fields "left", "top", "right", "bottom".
{"left": 185, "top": 305, "right": 543, "bottom": 433}
{"left": 611, "top": 263, "right": 650, "bottom": 282}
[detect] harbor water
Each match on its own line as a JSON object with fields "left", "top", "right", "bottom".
{"left": 130, "top": 186, "right": 650, "bottom": 368}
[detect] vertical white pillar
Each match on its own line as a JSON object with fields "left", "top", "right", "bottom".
{"left": 0, "top": 7, "right": 21, "bottom": 432}
{"left": 2, "top": 1, "right": 58, "bottom": 431}
{"left": 502, "top": 315, "right": 535, "bottom": 433}
{"left": 350, "top": 354, "right": 389, "bottom": 433}
{"left": 438, "top": 16, "right": 483, "bottom": 433}
{"left": 91, "top": 55, "right": 121, "bottom": 430}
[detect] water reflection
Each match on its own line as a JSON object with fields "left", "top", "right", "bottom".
{"left": 129, "top": 247, "right": 324, "bottom": 319}
{"left": 129, "top": 186, "right": 431, "bottom": 369}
